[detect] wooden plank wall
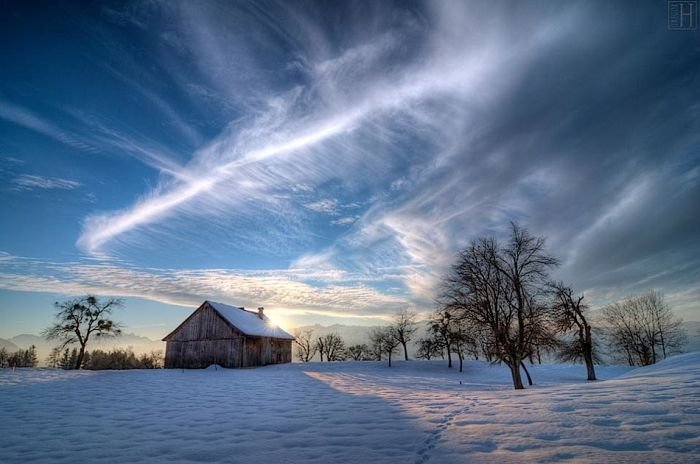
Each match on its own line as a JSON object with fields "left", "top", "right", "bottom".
{"left": 165, "top": 338, "right": 292, "bottom": 368}
{"left": 165, "top": 339, "right": 244, "bottom": 368}
{"left": 166, "top": 304, "right": 240, "bottom": 341}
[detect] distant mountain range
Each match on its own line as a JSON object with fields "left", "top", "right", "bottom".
{"left": 0, "top": 338, "right": 19, "bottom": 352}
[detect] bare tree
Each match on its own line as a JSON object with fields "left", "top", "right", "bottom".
{"left": 315, "top": 333, "right": 346, "bottom": 362}
{"left": 293, "top": 329, "right": 317, "bottom": 362}
{"left": 368, "top": 330, "right": 384, "bottom": 361}
{"left": 391, "top": 309, "right": 418, "bottom": 360}
{"left": 603, "top": 291, "right": 685, "bottom": 366}
{"left": 347, "top": 344, "right": 370, "bottom": 361}
{"left": 449, "top": 317, "right": 480, "bottom": 372}
{"left": 370, "top": 327, "right": 400, "bottom": 366}
{"left": 416, "top": 336, "right": 444, "bottom": 360}
{"left": 429, "top": 310, "right": 454, "bottom": 368}
{"left": 439, "top": 223, "right": 558, "bottom": 389}
{"left": 42, "top": 295, "right": 123, "bottom": 370}
{"left": 548, "top": 282, "right": 598, "bottom": 380}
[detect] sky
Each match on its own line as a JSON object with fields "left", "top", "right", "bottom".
{"left": 1, "top": 1, "right": 699, "bottom": 340}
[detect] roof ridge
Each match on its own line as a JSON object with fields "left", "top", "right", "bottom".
{"left": 206, "top": 301, "right": 295, "bottom": 340}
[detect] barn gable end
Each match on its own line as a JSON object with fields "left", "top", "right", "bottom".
{"left": 163, "top": 302, "right": 242, "bottom": 342}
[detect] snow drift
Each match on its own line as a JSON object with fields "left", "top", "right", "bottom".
{"left": 1, "top": 355, "right": 698, "bottom": 463}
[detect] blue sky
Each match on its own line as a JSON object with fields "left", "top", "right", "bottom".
{"left": 1, "top": 1, "right": 699, "bottom": 339}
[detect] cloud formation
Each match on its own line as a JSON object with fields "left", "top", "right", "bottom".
{"left": 1, "top": 1, "right": 698, "bottom": 324}
{"left": 0, "top": 253, "right": 407, "bottom": 320}
{"left": 11, "top": 175, "right": 81, "bottom": 192}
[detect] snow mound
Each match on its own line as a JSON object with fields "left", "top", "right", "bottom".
{"left": 1, "top": 359, "right": 698, "bottom": 463}
{"left": 204, "top": 364, "right": 225, "bottom": 371}
{"left": 616, "top": 352, "right": 700, "bottom": 380}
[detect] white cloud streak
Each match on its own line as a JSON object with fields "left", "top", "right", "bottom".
{"left": 11, "top": 174, "right": 82, "bottom": 191}
{"left": 5, "top": 2, "right": 693, "bottom": 323}
{"left": 76, "top": 9, "right": 535, "bottom": 254}
{"left": 0, "top": 253, "right": 409, "bottom": 319}
{"left": 304, "top": 199, "right": 339, "bottom": 215}
{"left": 0, "top": 100, "right": 97, "bottom": 153}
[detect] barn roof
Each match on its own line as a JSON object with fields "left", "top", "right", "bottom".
{"left": 207, "top": 301, "right": 295, "bottom": 340}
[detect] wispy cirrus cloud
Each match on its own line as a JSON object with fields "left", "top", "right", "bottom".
{"left": 2, "top": 1, "right": 698, "bottom": 326}
{"left": 331, "top": 217, "right": 358, "bottom": 226}
{"left": 75, "top": 1, "right": 556, "bottom": 255}
{"left": 0, "top": 100, "right": 98, "bottom": 154}
{"left": 0, "top": 98, "right": 189, "bottom": 177}
{"left": 0, "top": 253, "right": 408, "bottom": 319}
{"left": 304, "top": 199, "right": 339, "bottom": 215}
{"left": 11, "top": 174, "right": 81, "bottom": 192}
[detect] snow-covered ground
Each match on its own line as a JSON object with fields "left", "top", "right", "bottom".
{"left": 1, "top": 355, "right": 699, "bottom": 463}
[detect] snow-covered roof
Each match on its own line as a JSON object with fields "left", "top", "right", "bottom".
{"left": 207, "top": 301, "right": 295, "bottom": 340}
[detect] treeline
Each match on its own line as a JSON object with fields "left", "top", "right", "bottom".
{"left": 46, "top": 347, "right": 163, "bottom": 370}
{"left": 293, "top": 288, "right": 686, "bottom": 375}
{"left": 293, "top": 310, "right": 418, "bottom": 366}
{"left": 293, "top": 224, "right": 686, "bottom": 390}
{"left": 0, "top": 345, "right": 39, "bottom": 368}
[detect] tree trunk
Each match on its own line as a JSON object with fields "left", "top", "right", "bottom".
{"left": 509, "top": 361, "right": 525, "bottom": 389}
{"left": 402, "top": 341, "right": 408, "bottom": 361}
{"left": 76, "top": 345, "right": 86, "bottom": 370}
{"left": 520, "top": 360, "right": 533, "bottom": 386}
{"left": 584, "top": 350, "right": 596, "bottom": 381}
{"left": 388, "top": 351, "right": 392, "bottom": 367}
{"left": 584, "top": 326, "right": 597, "bottom": 381}
{"left": 458, "top": 352, "right": 463, "bottom": 373}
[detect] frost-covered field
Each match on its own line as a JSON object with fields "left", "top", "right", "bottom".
{"left": 1, "top": 354, "right": 699, "bottom": 464}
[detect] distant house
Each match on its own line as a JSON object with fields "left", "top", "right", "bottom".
{"left": 162, "top": 301, "right": 294, "bottom": 369}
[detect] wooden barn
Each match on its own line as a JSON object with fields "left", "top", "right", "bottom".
{"left": 162, "top": 301, "right": 294, "bottom": 369}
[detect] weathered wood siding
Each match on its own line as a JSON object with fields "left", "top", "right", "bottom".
{"left": 165, "top": 339, "right": 244, "bottom": 368}
{"left": 165, "top": 304, "right": 240, "bottom": 341}
{"left": 163, "top": 302, "right": 293, "bottom": 369}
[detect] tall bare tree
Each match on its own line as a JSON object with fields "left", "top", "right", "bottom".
{"left": 391, "top": 309, "right": 418, "bottom": 361}
{"left": 439, "top": 223, "right": 558, "bottom": 389}
{"left": 549, "top": 282, "right": 597, "bottom": 380}
{"left": 603, "top": 291, "right": 685, "bottom": 366}
{"left": 293, "top": 329, "right": 317, "bottom": 362}
{"left": 42, "top": 295, "right": 123, "bottom": 370}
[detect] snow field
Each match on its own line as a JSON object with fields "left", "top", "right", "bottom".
{"left": 1, "top": 355, "right": 699, "bottom": 463}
